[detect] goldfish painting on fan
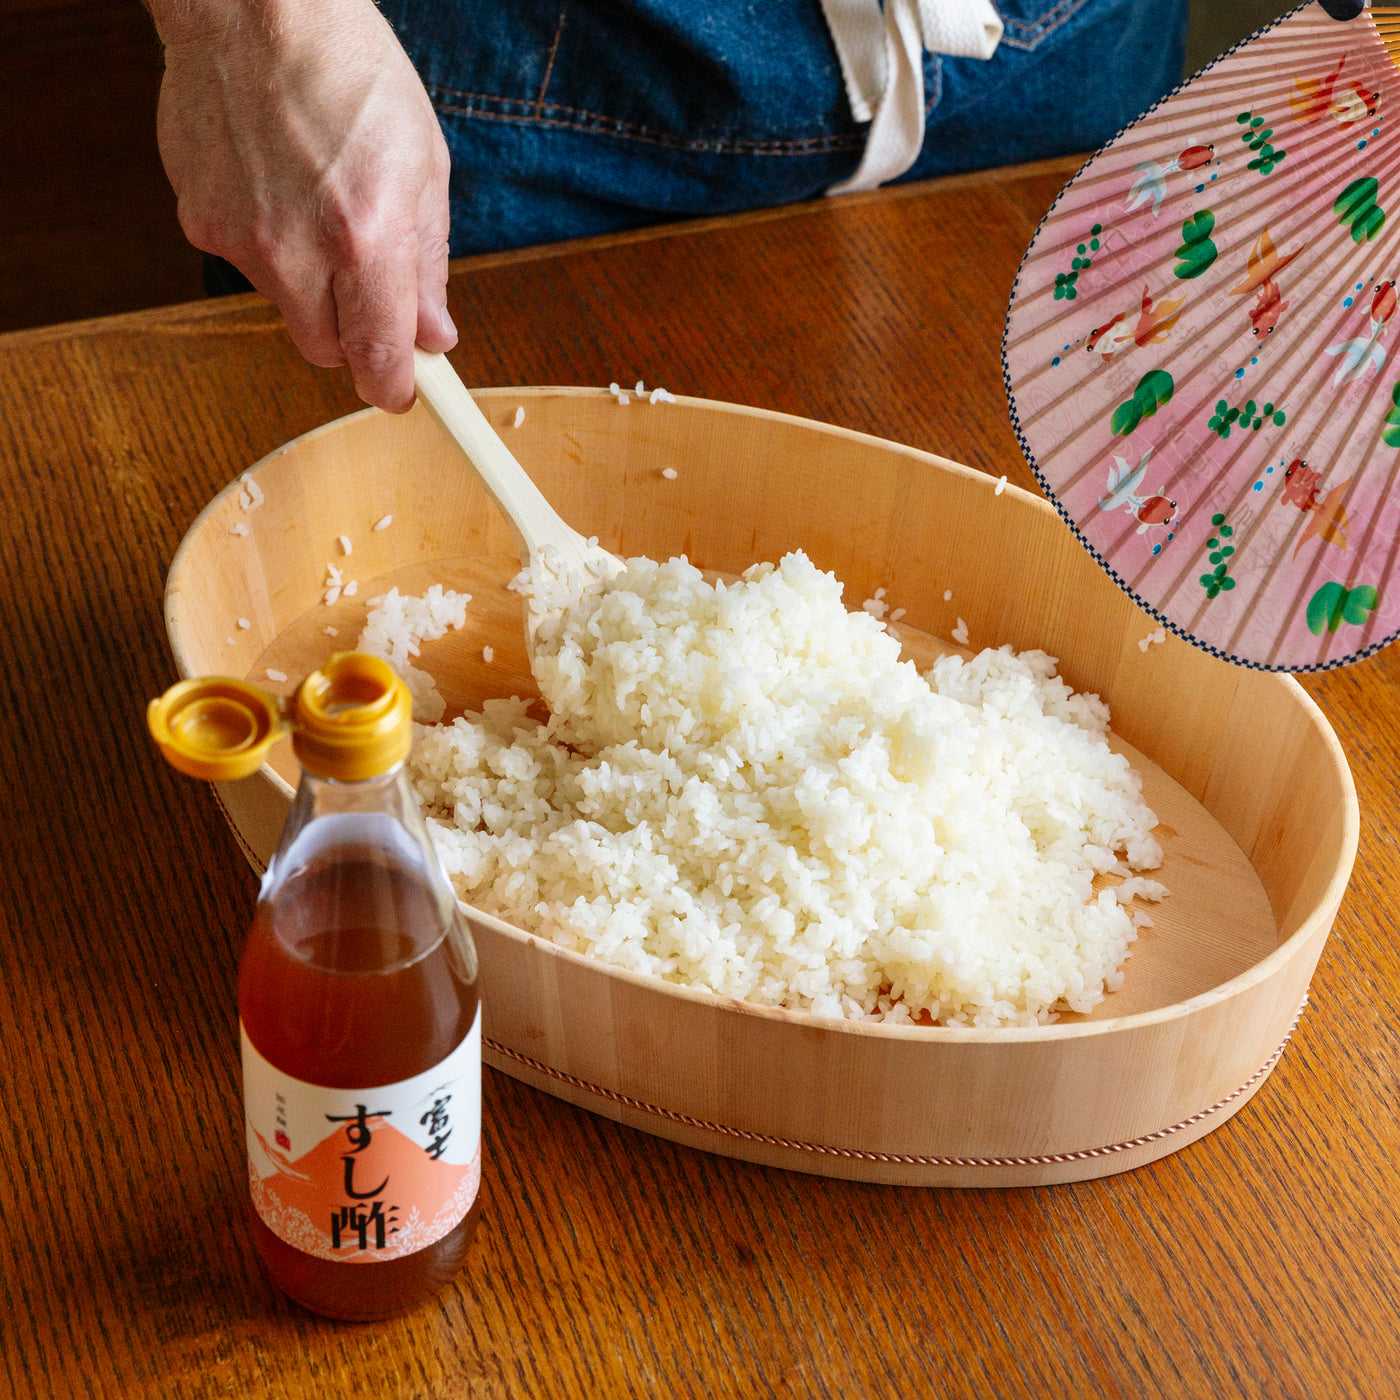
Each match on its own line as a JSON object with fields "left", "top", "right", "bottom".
{"left": 1124, "top": 145, "right": 1216, "bottom": 216}
{"left": 1289, "top": 54, "right": 1380, "bottom": 130}
{"left": 1084, "top": 285, "right": 1186, "bottom": 361}
{"left": 1281, "top": 459, "right": 1351, "bottom": 556}
{"left": 1098, "top": 447, "right": 1179, "bottom": 548}
{"left": 1230, "top": 227, "right": 1301, "bottom": 342}
{"left": 1324, "top": 279, "right": 1397, "bottom": 385}
{"left": 1333, "top": 78, "right": 1381, "bottom": 130}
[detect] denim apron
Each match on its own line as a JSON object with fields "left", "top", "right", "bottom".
{"left": 376, "top": 0, "right": 1188, "bottom": 256}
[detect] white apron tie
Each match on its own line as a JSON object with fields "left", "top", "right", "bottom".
{"left": 821, "top": 0, "right": 1004, "bottom": 194}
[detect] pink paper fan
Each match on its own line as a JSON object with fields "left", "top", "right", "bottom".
{"left": 1004, "top": 1, "right": 1400, "bottom": 670}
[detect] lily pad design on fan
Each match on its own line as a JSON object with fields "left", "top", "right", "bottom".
{"left": 1307, "top": 580, "right": 1378, "bottom": 635}
{"left": 1110, "top": 370, "right": 1174, "bottom": 436}
{"left": 1335, "top": 176, "right": 1385, "bottom": 243}
{"left": 1173, "top": 210, "right": 1218, "bottom": 280}
{"left": 1236, "top": 110, "right": 1285, "bottom": 175}
{"left": 1382, "top": 381, "right": 1400, "bottom": 446}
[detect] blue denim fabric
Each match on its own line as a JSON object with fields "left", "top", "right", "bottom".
{"left": 377, "top": 0, "right": 1188, "bottom": 256}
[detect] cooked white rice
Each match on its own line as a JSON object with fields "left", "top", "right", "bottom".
{"left": 407, "top": 551, "right": 1165, "bottom": 1027}
{"left": 356, "top": 584, "right": 471, "bottom": 721}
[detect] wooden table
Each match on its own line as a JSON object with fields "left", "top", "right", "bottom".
{"left": 4, "top": 156, "right": 1398, "bottom": 1399}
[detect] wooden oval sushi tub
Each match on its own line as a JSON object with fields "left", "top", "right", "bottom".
{"left": 164, "top": 388, "right": 1358, "bottom": 1187}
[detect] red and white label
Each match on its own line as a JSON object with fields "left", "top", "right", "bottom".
{"left": 240, "top": 1017, "right": 481, "bottom": 1263}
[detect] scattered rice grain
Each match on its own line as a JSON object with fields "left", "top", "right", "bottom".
{"left": 373, "top": 514, "right": 393, "bottom": 531}
{"left": 513, "top": 406, "right": 525, "bottom": 428}
{"left": 237, "top": 472, "right": 265, "bottom": 512}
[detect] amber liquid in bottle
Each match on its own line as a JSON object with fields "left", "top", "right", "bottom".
{"left": 239, "top": 838, "right": 480, "bottom": 1321}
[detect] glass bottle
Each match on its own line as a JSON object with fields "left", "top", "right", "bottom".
{"left": 148, "top": 654, "right": 481, "bottom": 1320}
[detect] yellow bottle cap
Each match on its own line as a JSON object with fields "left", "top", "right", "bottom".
{"left": 290, "top": 653, "right": 413, "bottom": 781}
{"left": 146, "top": 677, "right": 288, "bottom": 782}
{"left": 146, "top": 653, "right": 412, "bottom": 783}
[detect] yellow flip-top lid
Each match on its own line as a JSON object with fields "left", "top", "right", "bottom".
{"left": 147, "top": 653, "right": 412, "bottom": 782}
{"left": 290, "top": 653, "right": 413, "bottom": 780}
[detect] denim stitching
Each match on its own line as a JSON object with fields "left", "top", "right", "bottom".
{"left": 427, "top": 86, "right": 867, "bottom": 155}
{"left": 428, "top": 20, "right": 954, "bottom": 151}
{"left": 536, "top": 2, "right": 569, "bottom": 118}
{"left": 996, "top": 0, "right": 1091, "bottom": 50}
{"left": 925, "top": 53, "right": 941, "bottom": 117}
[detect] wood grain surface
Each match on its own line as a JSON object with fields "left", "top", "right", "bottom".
{"left": 2, "top": 157, "right": 1397, "bottom": 1398}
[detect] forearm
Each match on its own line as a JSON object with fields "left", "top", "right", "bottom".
{"left": 143, "top": 0, "right": 332, "bottom": 45}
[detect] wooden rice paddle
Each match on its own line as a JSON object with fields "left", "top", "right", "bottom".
{"left": 411, "top": 350, "right": 625, "bottom": 651}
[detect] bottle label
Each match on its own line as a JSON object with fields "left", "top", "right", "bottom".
{"left": 240, "top": 1016, "right": 481, "bottom": 1263}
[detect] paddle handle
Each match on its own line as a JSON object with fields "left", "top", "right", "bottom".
{"left": 412, "top": 349, "right": 581, "bottom": 565}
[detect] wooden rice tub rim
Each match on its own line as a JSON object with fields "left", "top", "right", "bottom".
{"left": 174, "top": 391, "right": 1360, "bottom": 1050}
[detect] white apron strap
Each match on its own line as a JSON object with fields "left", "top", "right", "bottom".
{"left": 821, "top": 0, "right": 1004, "bottom": 195}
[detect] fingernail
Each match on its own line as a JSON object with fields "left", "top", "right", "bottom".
{"left": 440, "top": 305, "right": 457, "bottom": 338}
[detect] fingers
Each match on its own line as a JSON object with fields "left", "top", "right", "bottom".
{"left": 230, "top": 210, "right": 449, "bottom": 413}
{"left": 412, "top": 143, "right": 457, "bottom": 357}
{"left": 269, "top": 271, "right": 346, "bottom": 371}
{"left": 331, "top": 225, "right": 421, "bottom": 414}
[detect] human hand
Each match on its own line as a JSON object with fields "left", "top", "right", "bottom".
{"left": 149, "top": 0, "right": 455, "bottom": 412}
